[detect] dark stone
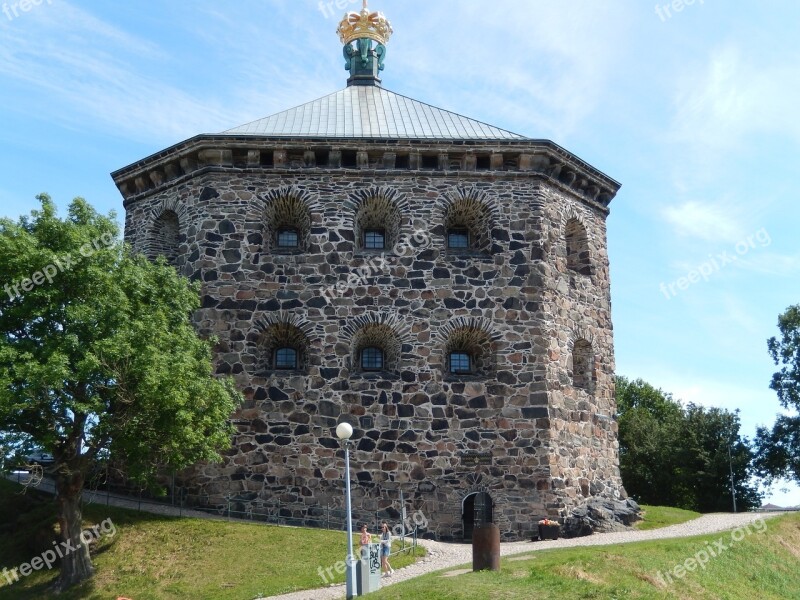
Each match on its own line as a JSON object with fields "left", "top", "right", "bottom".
{"left": 468, "top": 396, "right": 487, "bottom": 409}
{"left": 357, "top": 437, "right": 376, "bottom": 452}
{"left": 199, "top": 187, "right": 219, "bottom": 201}
{"left": 522, "top": 407, "right": 548, "bottom": 419}
{"left": 307, "top": 296, "right": 328, "bottom": 308}
{"left": 218, "top": 219, "right": 235, "bottom": 234}
{"left": 444, "top": 298, "right": 465, "bottom": 309}
{"left": 397, "top": 404, "right": 414, "bottom": 418}
{"left": 497, "top": 371, "right": 516, "bottom": 385}
{"left": 269, "top": 387, "right": 289, "bottom": 401}
{"left": 223, "top": 249, "right": 241, "bottom": 263}
{"left": 562, "top": 498, "right": 642, "bottom": 538}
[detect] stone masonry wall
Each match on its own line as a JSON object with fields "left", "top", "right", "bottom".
{"left": 123, "top": 159, "right": 623, "bottom": 541}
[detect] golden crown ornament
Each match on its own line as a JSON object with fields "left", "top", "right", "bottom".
{"left": 337, "top": 0, "right": 393, "bottom": 46}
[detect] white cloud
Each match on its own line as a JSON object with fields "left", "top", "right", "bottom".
{"left": 670, "top": 43, "right": 800, "bottom": 150}
{"left": 662, "top": 200, "right": 746, "bottom": 242}
{"left": 390, "top": 1, "right": 632, "bottom": 141}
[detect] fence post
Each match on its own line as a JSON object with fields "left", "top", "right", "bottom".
{"left": 326, "top": 503, "right": 330, "bottom": 530}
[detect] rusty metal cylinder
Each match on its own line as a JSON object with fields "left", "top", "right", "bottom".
{"left": 472, "top": 523, "right": 501, "bottom": 571}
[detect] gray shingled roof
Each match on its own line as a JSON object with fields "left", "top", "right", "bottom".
{"left": 223, "top": 85, "right": 526, "bottom": 140}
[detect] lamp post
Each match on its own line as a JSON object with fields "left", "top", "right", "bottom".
{"left": 336, "top": 421, "right": 357, "bottom": 599}
{"left": 727, "top": 440, "right": 737, "bottom": 513}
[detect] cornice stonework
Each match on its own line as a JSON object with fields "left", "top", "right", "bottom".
{"left": 111, "top": 136, "right": 621, "bottom": 213}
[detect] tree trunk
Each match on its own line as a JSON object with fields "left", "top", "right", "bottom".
{"left": 55, "top": 467, "right": 94, "bottom": 591}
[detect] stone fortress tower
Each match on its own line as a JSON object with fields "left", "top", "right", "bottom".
{"left": 113, "top": 1, "right": 626, "bottom": 541}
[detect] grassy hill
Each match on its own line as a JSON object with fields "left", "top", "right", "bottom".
{"left": 2, "top": 477, "right": 797, "bottom": 600}
{"left": 372, "top": 513, "right": 800, "bottom": 600}
{"left": 0, "top": 479, "right": 423, "bottom": 599}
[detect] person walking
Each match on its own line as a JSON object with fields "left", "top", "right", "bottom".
{"left": 359, "top": 524, "right": 371, "bottom": 559}
{"left": 380, "top": 522, "right": 394, "bottom": 576}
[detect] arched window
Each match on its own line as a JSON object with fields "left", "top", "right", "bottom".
{"left": 263, "top": 187, "right": 314, "bottom": 254}
{"left": 441, "top": 319, "right": 495, "bottom": 378}
{"left": 275, "top": 347, "right": 298, "bottom": 370}
{"left": 572, "top": 339, "right": 594, "bottom": 393}
{"left": 148, "top": 210, "right": 180, "bottom": 266}
{"left": 343, "top": 317, "right": 407, "bottom": 375}
{"left": 441, "top": 189, "right": 495, "bottom": 255}
{"left": 565, "top": 218, "right": 592, "bottom": 277}
{"left": 254, "top": 321, "right": 311, "bottom": 375}
{"left": 361, "top": 347, "right": 384, "bottom": 371}
{"left": 352, "top": 191, "right": 403, "bottom": 253}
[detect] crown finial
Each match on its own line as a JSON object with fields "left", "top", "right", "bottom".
{"left": 336, "top": 2, "right": 393, "bottom": 46}
{"left": 338, "top": 1, "right": 393, "bottom": 87}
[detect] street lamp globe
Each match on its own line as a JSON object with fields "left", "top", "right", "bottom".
{"left": 336, "top": 422, "right": 354, "bottom": 441}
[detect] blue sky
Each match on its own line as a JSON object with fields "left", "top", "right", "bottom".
{"left": 1, "top": 0, "right": 799, "bottom": 506}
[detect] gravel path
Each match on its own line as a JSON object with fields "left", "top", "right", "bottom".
{"left": 261, "top": 512, "right": 784, "bottom": 600}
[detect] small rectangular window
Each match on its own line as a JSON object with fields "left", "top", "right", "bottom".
{"left": 449, "top": 352, "right": 471, "bottom": 374}
{"left": 447, "top": 229, "right": 470, "bottom": 249}
{"left": 361, "top": 347, "right": 384, "bottom": 371}
{"left": 277, "top": 228, "right": 299, "bottom": 248}
{"left": 364, "top": 229, "right": 386, "bottom": 250}
{"left": 275, "top": 348, "right": 298, "bottom": 370}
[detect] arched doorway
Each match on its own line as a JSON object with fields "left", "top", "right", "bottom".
{"left": 462, "top": 492, "right": 493, "bottom": 542}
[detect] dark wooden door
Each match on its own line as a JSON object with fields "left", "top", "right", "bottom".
{"left": 463, "top": 492, "right": 493, "bottom": 542}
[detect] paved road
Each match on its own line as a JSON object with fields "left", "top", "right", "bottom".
{"left": 260, "top": 512, "right": 783, "bottom": 600}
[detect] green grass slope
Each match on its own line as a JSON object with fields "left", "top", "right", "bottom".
{"left": 0, "top": 479, "right": 423, "bottom": 599}
{"left": 636, "top": 505, "right": 702, "bottom": 530}
{"left": 372, "top": 513, "right": 800, "bottom": 600}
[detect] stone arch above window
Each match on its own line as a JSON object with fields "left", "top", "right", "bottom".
{"left": 249, "top": 313, "right": 316, "bottom": 375}
{"left": 437, "top": 187, "right": 498, "bottom": 255}
{"left": 570, "top": 338, "right": 595, "bottom": 393}
{"left": 146, "top": 199, "right": 189, "bottom": 266}
{"left": 565, "top": 217, "right": 592, "bottom": 277}
{"left": 341, "top": 313, "right": 411, "bottom": 374}
{"left": 262, "top": 186, "right": 317, "bottom": 254}
{"left": 344, "top": 187, "right": 407, "bottom": 253}
{"left": 438, "top": 317, "right": 498, "bottom": 377}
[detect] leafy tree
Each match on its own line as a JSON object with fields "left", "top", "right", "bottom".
{"left": 616, "top": 376, "right": 761, "bottom": 512}
{"left": 616, "top": 377, "right": 691, "bottom": 507}
{"left": 0, "top": 196, "right": 241, "bottom": 591}
{"left": 756, "top": 305, "right": 800, "bottom": 485}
